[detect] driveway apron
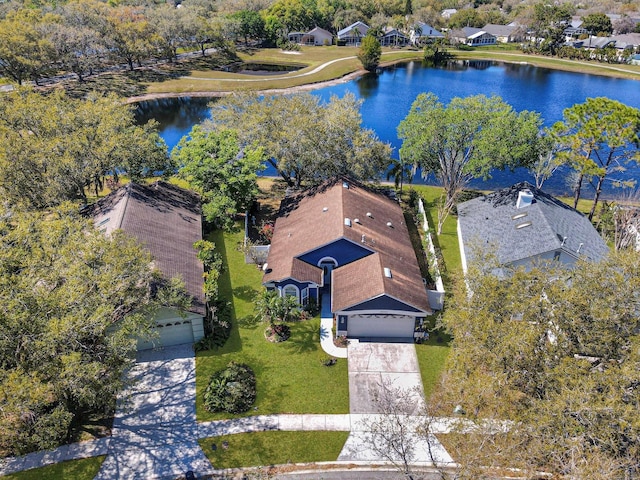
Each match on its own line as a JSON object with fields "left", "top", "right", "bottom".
{"left": 95, "top": 344, "right": 214, "bottom": 479}
{"left": 346, "top": 341, "right": 425, "bottom": 414}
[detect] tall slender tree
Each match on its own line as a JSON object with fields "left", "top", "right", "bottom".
{"left": 552, "top": 97, "right": 640, "bottom": 219}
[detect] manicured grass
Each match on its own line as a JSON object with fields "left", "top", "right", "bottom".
{"left": 195, "top": 227, "right": 349, "bottom": 421}
{"left": 2, "top": 456, "right": 105, "bottom": 480}
{"left": 415, "top": 333, "right": 451, "bottom": 399}
{"left": 198, "top": 431, "right": 349, "bottom": 469}
{"left": 452, "top": 49, "right": 640, "bottom": 81}
{"left": 410, "top": 185, "right": 463, "bottom": 284}
{"left": 145, "top": 46, "right": 422, "bottom": 94}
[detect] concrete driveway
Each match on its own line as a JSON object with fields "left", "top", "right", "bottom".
{"left": 95, "top": 344, "right": 213, "bottom": 479}
{"left": 347, "top": 340, "right": 425, "bottom": 414}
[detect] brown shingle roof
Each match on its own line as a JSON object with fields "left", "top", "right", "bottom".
{"left": 89, "top": 182, "right": 206, "bottom": 316}
{"left": 264, "top": 178, "right": 430, "bottom": 313}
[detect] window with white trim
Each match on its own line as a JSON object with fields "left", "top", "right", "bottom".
{"left": 301, "top": 287, "right": 309, "bottom": 305}
{"left": 283, "top": 285, "right": 298, "bottom": 300}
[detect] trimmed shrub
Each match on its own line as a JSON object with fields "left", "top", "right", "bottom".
{"left": 203, "top": 362, "right": 257, "bottom": 413}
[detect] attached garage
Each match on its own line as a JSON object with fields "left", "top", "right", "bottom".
{"left": 137, "top": 308, "right": 205, "bottom": 350}
{"left": 347, "top": 314, "right": 416, "bottom": 339}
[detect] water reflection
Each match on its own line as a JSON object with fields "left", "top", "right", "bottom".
{"left": 137, "top": 60, "right": 640, "bottom": 196}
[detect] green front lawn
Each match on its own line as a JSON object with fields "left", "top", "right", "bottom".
{"left": 410, "top": 185, "right": 463, "bottom": 284}
{"left": 196, "top": 227, "right": 349, "bottom": 421}
{"left": 2, "top": 456, "right": 105, "bottom": 480}
{"left": 415, "top": 334, "right": 451, "bottom": 399}
{"left": 199, "top": 431, "right": 349, "bottom": 469}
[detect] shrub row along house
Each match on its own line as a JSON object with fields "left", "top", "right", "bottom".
{"left": 262, "top": 178, "right": 432, "bottom": 340}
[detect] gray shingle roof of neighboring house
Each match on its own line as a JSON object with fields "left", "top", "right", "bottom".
{"left": 88, "top": 181, "right": 206, "bottom": 316}
{"left": 482, "top": 24, "right": 517, "bottom": 38}
{"left": 457, "top": 182, "right": 609, "bottom": 268}
{"left": 337, "top": 21, "right": 369, "bottom": 38}
{"left": 412, "top": 22, "right": 444, "bottom": 38}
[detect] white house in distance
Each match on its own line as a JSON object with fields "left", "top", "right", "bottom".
{"left": 449, "top": 27, "right": 496, "bottom": 46}
{"left": 89, "top": 181, "right": 206, "bottom": 350}
{"left": 288, "top": 26, "right": 333, "bottom": 46}
{"left": 410, "top": 22, "right": 444, "bottom": 45}
{"left": 482, "top": 23, "right": 520, "bottom": 43}
{"left": 337, "top": 21, "right": 370, "bottom": 46}
{"left": 457, "top": 182, "right": 609, "bottom": 276}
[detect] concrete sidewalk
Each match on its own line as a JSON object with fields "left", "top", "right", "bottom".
{"left": 319, "top": 292, "right": 348, "bottom": 359}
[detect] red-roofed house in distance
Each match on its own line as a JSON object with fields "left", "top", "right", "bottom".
{"left": 262, "top": 178, "right": 431, "bottom": 340}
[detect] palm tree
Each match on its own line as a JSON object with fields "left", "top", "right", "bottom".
{"left": 386, "top": 154, "right": 415, "bottom": 191}
{"left": 352, "top": 26, "right": 361, "bottom": 46}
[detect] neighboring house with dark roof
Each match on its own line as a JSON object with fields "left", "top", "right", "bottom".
{"left": 457, "top": 182, "right": 609, "bottom": 275}
{"left": 337, "top": 21, "right": 370, "bottom": 46}
{"left": 380, "top": 26, "right": 408, "bottom": 46}
{"left": 90, "top": 181, "right": 206, "bottom": 350}
{"left": 263, "top": 178, "right": 431, "bottom": 340}
{"left": 288, "top": 26, "right": 333, "bottom": 46}
{"left": 449, "top": 27, "right": 496, "bottom": 46}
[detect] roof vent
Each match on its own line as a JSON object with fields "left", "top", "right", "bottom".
{"left": 515, "top": 221, "right": 532, "bottom": 229}
{"left": 344, "top": 218, "right": 352, "bottom": 227}
{"left": 516, "top": 189, "right": 534, "bottom": 209}
{"left": 361, "top": 234, "right": 366, "bottom": 243}
{"left": 354, "top": 218, "right": 361, "bottom": 224}
{"left": 322, "top": 207, "right": 328, "bottom": 212}
{"left": 577, "top": 242, "right": 583, "bottom": 253}
{"left": 343, "top": 181, "right": 349, "bottom": 189}
{"left": 366, "top": 212, "right": 373, "bottom": 218}
{"left": 561, "top": 236, "right": 567, "bottom": 247}
{"left": 386, "top": 221, "right": 393, "bottom": 228}
{"left": 384, "top": 267, "right": 392, "bottom": 278}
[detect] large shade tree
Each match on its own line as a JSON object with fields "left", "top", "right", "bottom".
{"left": 0, "top": 205, "right": 190, "bottom": 456}
{"left": 173, "top": 127, "right": 265, "bottom": 230}
{"left": 439, "top": 251, "right": 640, "bottom": 478}
{"left": 0, "top": 88, "right": 171, "bottom": 208}
{"left": 208, "top": 92, "right": 392, "bottom": 188}
{"left": 397, "top": 93, "right": 542, "bottom": 233}
{"left": 551, "top": 97, "right": 640, "bottom": 220}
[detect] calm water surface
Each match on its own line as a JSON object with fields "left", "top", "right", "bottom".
{"left": 137, "top": 60, "right": 640, "bottom": 197}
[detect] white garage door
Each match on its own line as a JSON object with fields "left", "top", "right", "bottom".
{"left": 138, "top": 319, "right": 195, "bottom": 350}
{"left": 347, "top": 314, "right": 415, "bottom": 339}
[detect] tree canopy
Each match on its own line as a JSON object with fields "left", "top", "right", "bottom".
{"left": 0, "top": 205, "right": 190, "bottom": 456}
{"left": 438, "top": 252, "right": 640, "bottom": 478}
{"left": 173, "top": 126, "right": 265, "bottom": 230}
{"left": 208, "top": 92, "right": 392, "bottom": 188}
{"left": 357, "top": 33, "right": 381, "bottom": 71}
{"left": 0, "top": 87, "right": 171, "bottom": 208}
{"left": 397, "top": 93, "right": 542, "bottom": 232}
{"left": 551, "top": 97, "right": 640, "bottom": 219}
{"left": 581, "top": 12, "right": 613, "bottom": 35}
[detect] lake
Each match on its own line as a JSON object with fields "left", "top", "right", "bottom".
{"left": 136, "top": 59, "right": 640, "bottom": 198}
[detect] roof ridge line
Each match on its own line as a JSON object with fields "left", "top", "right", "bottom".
{"left": 116, "top": 183, "right": 133, "bottom": 231}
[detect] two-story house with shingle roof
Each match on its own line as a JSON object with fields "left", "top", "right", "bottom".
{"left": 457, "top": 182, "right": 609, "bottom": 276}
{"left": 263, "top": 178, "right": 431, "bottom": 340}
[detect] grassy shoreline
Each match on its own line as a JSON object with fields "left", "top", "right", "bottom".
{"left": 122, "top": 45, "right": 640, "bottom": 103}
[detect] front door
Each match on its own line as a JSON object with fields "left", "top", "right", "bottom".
{"left": 319, "top": 259, "right": 337, "bottom": 285}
